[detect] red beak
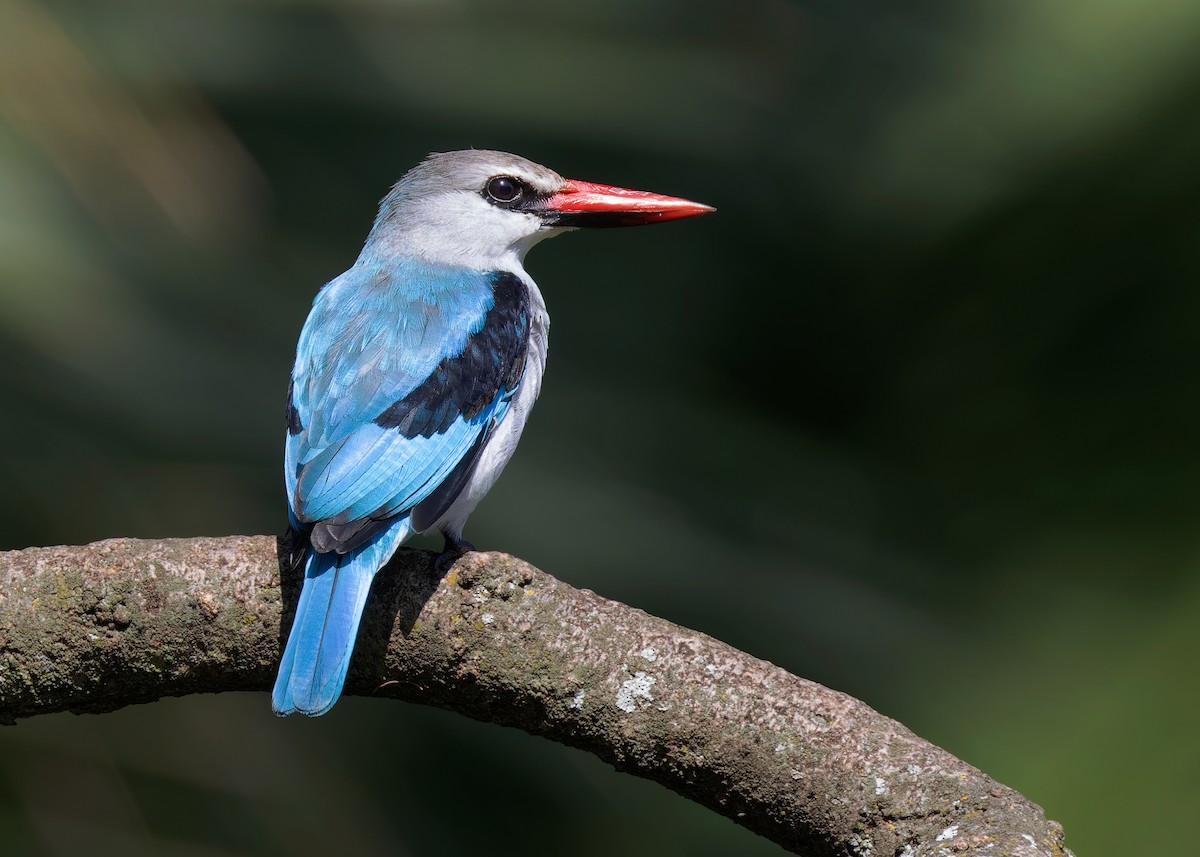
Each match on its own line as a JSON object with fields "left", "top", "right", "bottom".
{"left": 542, "top": 179, "right": 715, "bottom": 228}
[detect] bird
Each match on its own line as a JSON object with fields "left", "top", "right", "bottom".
{"left": 272, "top": 149, "right": 713, "bottom": 716}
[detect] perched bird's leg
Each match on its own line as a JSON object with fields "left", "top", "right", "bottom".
{"left": 435, "top": 532, "right": 476, "bottom": 574}
{"left": 281, "top": 527, "right": 308, "bottom": 573}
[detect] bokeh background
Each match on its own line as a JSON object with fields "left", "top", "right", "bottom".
{"left": 2, "top": 1, "right": 1197, "bottom": 854}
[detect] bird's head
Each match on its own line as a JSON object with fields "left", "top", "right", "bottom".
{"left": 367, "top": 150, "right": 714, "bottom": 269}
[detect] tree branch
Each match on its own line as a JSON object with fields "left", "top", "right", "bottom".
{"left": 0, "top": 536, "right": 1071, "bottom": 856}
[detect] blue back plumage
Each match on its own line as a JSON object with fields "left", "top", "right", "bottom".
{"left": 291, "top": 257, "right": 493, "bottom": 452}
{"left": 273, "top": 253, "right": 531, "bottom": 716}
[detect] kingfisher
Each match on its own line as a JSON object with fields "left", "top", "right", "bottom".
{"left": 273, "top": 150, "right": 713, "bottom": 716}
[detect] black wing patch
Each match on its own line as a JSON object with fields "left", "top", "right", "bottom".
{"left": 286, "top": 378, "right": 303, "bottom": 436}
{"left": 375, "top": 271, "right": 530, "bottom": 438}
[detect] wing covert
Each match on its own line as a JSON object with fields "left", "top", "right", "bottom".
{"left": 285, "top": 265, "right": 530, "bottom": 552}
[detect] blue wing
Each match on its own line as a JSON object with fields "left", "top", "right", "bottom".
{"left": 286, "top": 260, "right": 530, "bottom": 549}
{"left": 273, "top": 260, "right": 530, "bottom": 716}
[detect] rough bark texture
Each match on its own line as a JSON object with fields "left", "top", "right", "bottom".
{"left": 0, "top": 536, "right": 1072, "bottom": 856}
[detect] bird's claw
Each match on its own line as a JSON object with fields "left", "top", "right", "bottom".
{"left": 434, "top": 534, "right": 476, "bottom": 574}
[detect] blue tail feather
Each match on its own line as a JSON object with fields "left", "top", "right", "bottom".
{"left": 272, "top": 520, "right": 411, "bottom": 716}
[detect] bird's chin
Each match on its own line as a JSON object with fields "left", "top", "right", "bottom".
{"left": 512, "top": 227, "right": 571, "bottom": 261}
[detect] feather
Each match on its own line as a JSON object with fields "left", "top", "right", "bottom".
{"left": 272, "top": 520, "right": 411, "bottom": 716}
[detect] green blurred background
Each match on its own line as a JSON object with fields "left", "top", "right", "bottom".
{"left": 2, "top": 0, "right": 1197, "bottom": 854}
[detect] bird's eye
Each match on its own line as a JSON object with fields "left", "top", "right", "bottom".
{"left": 485, "top": 176, "right": 523, "bottom": 204}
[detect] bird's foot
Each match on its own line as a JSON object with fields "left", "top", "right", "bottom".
{"left": 434, "top": 533, "right": 476, "bottom": 574}
{"left": 281, "top": 526, "right": 309, "bottom": 572}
